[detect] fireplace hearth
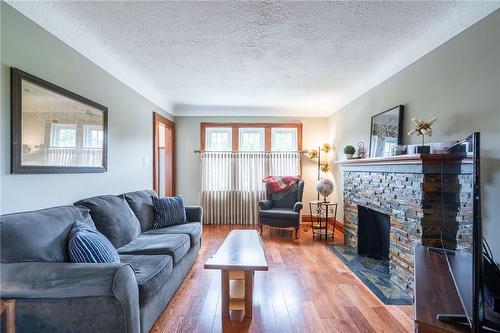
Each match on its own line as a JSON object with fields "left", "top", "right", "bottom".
{"left": 357, "top": 205, "right": 390, "bottom": 260}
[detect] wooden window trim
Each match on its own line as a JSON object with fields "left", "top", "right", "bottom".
{"left": 200, "top": 123, "right": 302, "bottom": 153}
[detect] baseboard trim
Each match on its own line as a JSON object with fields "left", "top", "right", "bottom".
{"left": 301, "top": 215, "right": 344, "bottom": 233}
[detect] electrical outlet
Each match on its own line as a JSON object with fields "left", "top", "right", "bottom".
{"left": 143, "top": 156, "right": 151, "bottom": 166}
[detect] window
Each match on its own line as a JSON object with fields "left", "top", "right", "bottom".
{"left": 206, "top": 127, "right": 232, "bottom": 151}
{"left": 201, "top": 123, "right": 301, "bottom": 152}
{"left": 83, "top": 125, "right": 104, "bottom": 148}
{"left": 271, "top": 127, "right": 297, "bottom": 151}
{"left": 239, "top": 128, "right": 264, "bottom": 151}
{"left": 50, "top": 124, "right": 76, "bottom": 147}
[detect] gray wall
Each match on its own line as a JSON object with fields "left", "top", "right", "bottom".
{"left": 328, "top": 10, "right": 500, "bottom": 258}
{"left": 0, "top": 4, "right": 173, "bottom": 214}
{"left": 175, "top": 116, "right": 329, "bottom": 207}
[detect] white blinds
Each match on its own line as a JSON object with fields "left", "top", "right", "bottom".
{"left": 200, "top": 152, "right": 300, "bottom": 225}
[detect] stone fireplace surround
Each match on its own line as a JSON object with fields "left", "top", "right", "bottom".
{"left": 337, "top": 154, "right": 472, "bottom": 294}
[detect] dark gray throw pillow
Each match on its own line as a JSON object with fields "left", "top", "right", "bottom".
{"left": 74, "top": 195, "right": 141, "bottom": 248}
{"left": 122, "top": 190, "right": 158, "bottom": 232}
{"left": 152, "top": 196, "right": 186, "bottom": 229}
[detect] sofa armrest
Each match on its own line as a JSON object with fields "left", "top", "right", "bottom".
{"left": 0, "top": 262, "right": 139, "bottom": 332}
{"left": 259, "top": 200, "right": 273, "bottom": 210}
{"left": 1, "top": 262, "right": 136, "bottom": 299}
{"left": 185, "top": 205, "right": 203, "bottom": 223}
{"left": 293, "top": 202, "right": 303, "bottom": 213}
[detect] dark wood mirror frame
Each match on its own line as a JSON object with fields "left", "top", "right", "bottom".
{"left": 10, "top": 67, "right": 108, "bottom": 174}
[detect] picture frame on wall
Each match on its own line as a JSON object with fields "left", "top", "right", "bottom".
{"left": 369, "top": 105, "right": 404, "bottom": 158}
{"left": 10, "top": 67, "right": 108, "bottom": 174}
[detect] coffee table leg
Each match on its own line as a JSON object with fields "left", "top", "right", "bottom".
{"left": 244, "top": 271, "right": 253, "bottom": 319}
{"left": 221, "top": 270, "right": 230, "bottom": 318}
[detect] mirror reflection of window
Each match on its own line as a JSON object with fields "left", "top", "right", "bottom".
{"left": 50, "top": 124, "right": 77, "bottom": 148}
{"left": 20, "top": 78, "right": 105, "bottom": 167}
{"left": 83, "top": 125, "right": 103, "bottom": 149}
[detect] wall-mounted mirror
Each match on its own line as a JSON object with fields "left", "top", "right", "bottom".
{"left": 11, "top": 68, "right": 108, "bottom": 174}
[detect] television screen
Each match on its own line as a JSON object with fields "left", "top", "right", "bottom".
{"left": 440, "top": 133, "right": 482, "bottom": 331}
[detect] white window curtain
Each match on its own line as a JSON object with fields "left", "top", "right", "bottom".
{"left": 200, "top": 152, "right": 300, "bottom": 225}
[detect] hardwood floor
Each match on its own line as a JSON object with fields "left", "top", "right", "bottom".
{"left": 151, "top": 225, "right": 414, "bottom": 333}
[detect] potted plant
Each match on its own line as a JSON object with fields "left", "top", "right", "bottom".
{"left": 344, "top": 145, "right": 356, "bottom": 159}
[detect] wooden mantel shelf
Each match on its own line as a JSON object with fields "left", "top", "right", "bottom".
{"left": 335, "top": 153, "right": 471, "bottom": 174}
{"left": 336, "top": 153, "right": 472, "bottom": 164}
{"left": 335, "top": 154, "right": 431, "bottom": 166}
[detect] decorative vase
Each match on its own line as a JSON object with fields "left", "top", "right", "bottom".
{"left": 357, "top": 142, "right": 367, "bottom": 159}
{"left": 346, "top": 154, "right": 353, "bottom": 159}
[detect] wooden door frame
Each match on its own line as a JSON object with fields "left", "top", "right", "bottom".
{"left": 153, "top": 112, "right": 175, "bottom": 196}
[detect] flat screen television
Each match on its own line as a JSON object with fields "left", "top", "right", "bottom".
{"left": 438, "top": 132, "right": 500, "bottom": 332}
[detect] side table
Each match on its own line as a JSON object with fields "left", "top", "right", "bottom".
{"left": 309, "top": 201, "right": 338, "bottom": 241}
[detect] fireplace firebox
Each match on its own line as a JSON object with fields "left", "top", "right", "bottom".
{"left": 357, "top": 205, "right": 390, "bottom": 260}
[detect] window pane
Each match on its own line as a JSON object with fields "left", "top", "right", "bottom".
{"left": 239, "top": 128, "right": 264, "bottom": 151}
{"left": 271, "top": 128, "right": 297, "bottom": 151}
{"left": 206, "top": 128, "right": 232, "bottom": 151}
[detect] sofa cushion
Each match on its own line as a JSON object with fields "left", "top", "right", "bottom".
{"left": 69, "top": 222, "right": 121, "bottom": 263}
{"left": 75, "top": 195, "right": 142, "bottom": 248}
{"left": 259, "top": 208, "right": 299, "bottom": 220}
{"left": 152, "top": 196, "right": 186, "bottom": 228}
{"left": 143, "top": 222, "right": 202, "bottom": 247}
{"left": 120, "top": 254, "right": 173, "bottom": 306}
{"left": 117, "top": 234, "right": 190, "bottom": 264}
{"left": 0, "top": 206, "right": 94, "bottom": 263}
{"left": 122, "top": 190, "right": 158, "bottom": 232}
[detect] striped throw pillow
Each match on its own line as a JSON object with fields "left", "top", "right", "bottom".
{"left": 68, "top": 221, "right": 120, "bottom": 263}
{"left": 152, "top": 196, "right": 186, "bottom": 229}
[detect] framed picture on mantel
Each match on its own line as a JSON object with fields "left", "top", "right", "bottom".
{"left": 369, "top": 105, "right": 404, "bottom": 158}
{"left": 10, "top": 67, "right": 108, "bottom": 174}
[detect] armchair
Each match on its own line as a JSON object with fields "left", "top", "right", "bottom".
{"left": 258, "top": 180, "right": 304, "bottom": 238}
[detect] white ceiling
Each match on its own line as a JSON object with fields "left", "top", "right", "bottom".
{"left": 7, "top": 1, "right": 500, "bottom": 117}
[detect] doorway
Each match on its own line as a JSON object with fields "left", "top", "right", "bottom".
{"left": 153, "top": 112, "right": 175, "bottom": 197}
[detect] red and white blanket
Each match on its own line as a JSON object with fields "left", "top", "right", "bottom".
{"left": 262, "top": 175, "right": 301, "bottom": 194}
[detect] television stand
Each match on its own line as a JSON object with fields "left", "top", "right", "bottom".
{"left": 414, "top": 245, "right": 469, "bottom": 332}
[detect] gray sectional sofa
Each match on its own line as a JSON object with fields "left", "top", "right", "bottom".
{"left": 0, "top": 190, "right": 202, "bottom": 333}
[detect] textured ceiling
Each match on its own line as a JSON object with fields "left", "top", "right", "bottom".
{"left": 7, "top": 1, "right": 500, "bottom": 116}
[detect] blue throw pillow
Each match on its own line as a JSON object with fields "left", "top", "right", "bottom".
{"left": 68, "top": 221, "right": 120, "bottom": 263}
{"left": 152, "top": 196, "right": 186, "bottom": 229}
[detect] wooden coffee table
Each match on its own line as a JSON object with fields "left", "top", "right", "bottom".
{"left": 204, "top": 230, "right": 268, "bottom": 319}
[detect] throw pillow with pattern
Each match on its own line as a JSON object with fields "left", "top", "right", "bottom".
{"left": 152, "top": 195, "right": 186, "bottom": 228}
{"left": 68, "top": 221, "right": 120, "bottom": 263}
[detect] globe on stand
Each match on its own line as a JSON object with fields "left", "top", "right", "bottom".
{"left": 316, "top": 178, "right": 334, "bottom": 203}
